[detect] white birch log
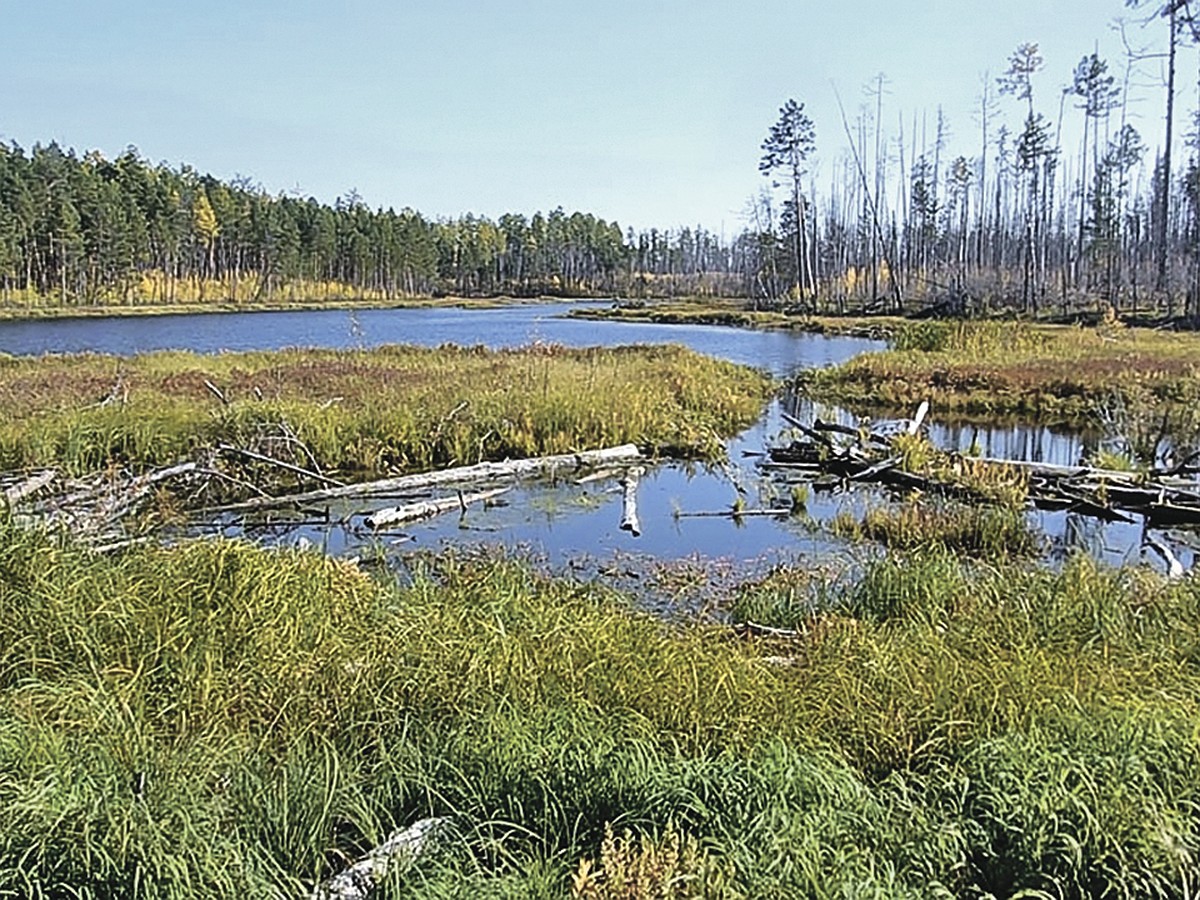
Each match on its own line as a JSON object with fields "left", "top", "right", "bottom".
{"left": 619, "top": 466, "right": 644, "bottom": 536}
{"left": 3, "top": 470, "right": 57, "bottom": 505}
{"left": 364, "top": 486, "right": 511, "bottom": 529}
{"left": 214, "top": 444, "right": 643, "bottom": 514}
{"left": 311, "top": 816, "right": 448, "bottom": 900}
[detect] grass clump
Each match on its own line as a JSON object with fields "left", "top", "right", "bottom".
{"left": 2, "top": 517, "right": 1199, "bottom": 896}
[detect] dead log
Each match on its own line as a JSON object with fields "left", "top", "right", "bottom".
{"left": 3, "top": 470, "right": 57, "bottom": 505}
{"left": 735, "top": 620, "right": 803, "bottom": 638}
{"left": 1144, "top": 535, "right": 1186, "bottom": 579}
{"left": 676, "top": 507, "right": 790, "bottom": 519}
{"left": 311, "top": 816, "right": 448, "bottom": 900}
{"left": 210, "top": 444, "right": 644, "bottom": 514}
{"left": 619, "top": 466, "right": 643, "bottom": 536}
{"left": 363, "top": 486, "right": 511, "bottom": 529}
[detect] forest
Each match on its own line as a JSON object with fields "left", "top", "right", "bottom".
{"left": 1, "top": 5, "right": 1197, "bottom": 316}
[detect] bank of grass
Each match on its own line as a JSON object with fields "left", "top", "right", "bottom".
{"left": 569, "top": 297, "right": 904, "bottom": 339}
{"left": 0, "top": 293, "right": 558, "bottom": 321}
{"left": 1, "top": 518, "right": 1198, "bottom": 897}
{"left": 801, "top": 318, "right": 1200, "bottom": 424}
{"left": 0, "top": 344, "right": 773, "bottom": 477}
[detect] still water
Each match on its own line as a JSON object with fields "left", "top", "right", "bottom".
{"left": 3, "top": 302, "right": 1192, "bottom": 575}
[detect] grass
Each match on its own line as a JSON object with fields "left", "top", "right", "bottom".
{"left": 568, "top": 297, "right": 904, "bottom": 339}
{"left": 1, "top": 517, "right": 1198, "bottom": 896}
{"left": 831, "top": 498, "right": 1039, "bottom": 559}
{"left": 0, "top": 291, "right": 562, "bottom": 322}
{"left": 801, "top": 319, "right": 1200, "bottom": 428}
{"left": 0, "top": 344, "right": 774, "bottom": 483}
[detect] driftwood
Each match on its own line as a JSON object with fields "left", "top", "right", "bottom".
{"left": 768, "top": 405, "right": 1200, "bottom": 533}
{"left": 676, "top": 507, "right": 791, "bottom": 519}
{"left": 3, "top": 470, "right": 57, "bottom": 505}
{"left": 312, "top": 816, "right": 448, "bottom": 900}
{"left": 735, "top": 620, "right": 803, "bottom": 638}
{"left": 4, "top": 462, "right": 203, "bottom": 543}
{"left": 619, "top": 466, "right": 644, "bottom": 536}
{"left": 211, "top": 444, "right": 644, "bottom": 514}
{"left": 364, "top": 486, "right": 511, "bottom": 529}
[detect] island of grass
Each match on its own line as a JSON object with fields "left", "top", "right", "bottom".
{"left": 568, "top": 294, "right": 906, "bottom": 339}
{"left": 799, "top": 318, "right": 1200, "bottom": 436}
{"left": 0, "top": 343, "right": 773, "bottom": 480}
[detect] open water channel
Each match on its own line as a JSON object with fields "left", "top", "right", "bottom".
{"left": 2, "top": 301, "right": 1193, "bottom": 580}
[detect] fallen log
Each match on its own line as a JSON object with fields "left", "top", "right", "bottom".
{"left": 210, "top": 444, "right": 644, "bottom": 515}
{"left": 676, "top": 507, "right": 791, "bottom": 519}
{"left": 765, "top": 413, "right": 1200, "bottom": 528}
{"left": 735, "top": 620, "right": 804, "bottom": 638}
{"left": 312, "top": 816, "right": 448, "bottom": 900}
{"left": 363, "top": 486, "right": 511, "bottom": 529}
{"left": 3, "top": 470, "right": 57, "bottom": 505}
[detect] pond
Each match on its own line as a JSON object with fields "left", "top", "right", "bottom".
{"left": 3, "top": 302, "right": 1193, "bottom": 577}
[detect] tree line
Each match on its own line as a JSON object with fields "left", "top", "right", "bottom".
{"left": 0, "top": 142, "right": 661, "bottom": 305}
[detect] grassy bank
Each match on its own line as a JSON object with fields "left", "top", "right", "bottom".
{"left": 0, "top": 522, "right": 1197, "bottom": 896}
{"left": 568, "top": 297, "right": 904, "bottom": 339}
{"left": 0, "top": 293, "right": 560, "bottom": 321}
{"left": 801, "top": 319, "right": 1200, "bottom": 432}
{"left": 0, "top": 344, "right": 773, "bottom": 480}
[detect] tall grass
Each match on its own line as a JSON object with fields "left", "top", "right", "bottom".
{"left": 0, "top": 344, "right": 773, "bottom": 478}
{"left": 1, "top": 517, "right": 1198, "bottom": 896}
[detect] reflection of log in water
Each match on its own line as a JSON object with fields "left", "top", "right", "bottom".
{"left": 619, "top": 466, "right": 644, "bottom": 537}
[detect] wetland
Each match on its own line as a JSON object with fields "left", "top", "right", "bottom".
{"left": 2, "top": 302, "right": 1199, "bottom": 898}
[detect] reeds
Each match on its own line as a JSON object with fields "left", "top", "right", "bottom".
{"left": 1, "top": 517, "right": 1197, "bottom": 896}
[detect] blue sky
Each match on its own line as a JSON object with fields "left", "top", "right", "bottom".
{"left": 0, "top": 1, "right": 1190, "bottom": 231}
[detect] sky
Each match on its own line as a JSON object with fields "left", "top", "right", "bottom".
{"left": 0, "top": 0, "right": 1192, "bottom": 233}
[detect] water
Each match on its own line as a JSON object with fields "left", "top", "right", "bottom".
{"left": 0, "top": 302, "right": 865, "bottom": 376}
{"left": 5, "top": 302, "right": 1194, "bottom": 575}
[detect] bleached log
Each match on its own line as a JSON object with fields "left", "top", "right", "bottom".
{"left": 736, "top": 620, "right": 803, "bottom": 638}
{"left": 3, "top": 470, "right": 57, "bottom": 505}
{"left": 212, "top": 444, "right": 644, "bottom": 514}
{"left": 619, "top": 466, "right": 643, "bottom": 536}
{"left": 364, "top": 486, "right": 510, "bottom": 529}
{"left": 311, "top": 816, "right": 448, "bottom": 900}
{"left": 906, "top": 400, "right": 930, "bottom": 435}
{"left": 574, "top": 467, "right": 623, "bottom": 485}
{"left": 675, "top": 507, "right": 790, "bottom": 519}
{"left": 1144, "top": 535, "right": 1186, "bottom": 579}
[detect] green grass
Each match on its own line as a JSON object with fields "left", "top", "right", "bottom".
{"left": 0, "top": 344, "right": 773, "bottom": 482}
{"left": 831, "top": 499, "right": 1040, "bottom": 560}
{"left": 1, "top": 518, "right": 1198, "bottom": 897}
